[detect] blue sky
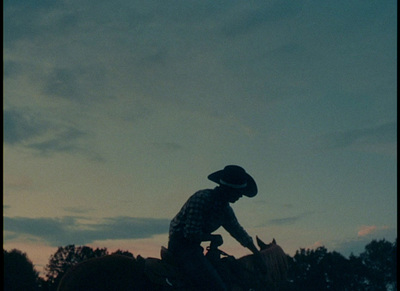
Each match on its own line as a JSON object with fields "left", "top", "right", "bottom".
{"left": 3, "top": 0, "right": 397, "bottom": 274}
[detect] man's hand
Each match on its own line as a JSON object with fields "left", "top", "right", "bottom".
{"left": 210, "top": 234, "right": 223, "bottom": 247}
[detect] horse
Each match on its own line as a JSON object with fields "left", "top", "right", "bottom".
{"left": 57, "top": 237, "right": 288, "bottom": 291}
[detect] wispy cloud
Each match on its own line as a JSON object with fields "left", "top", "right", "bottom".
{"left": 268, "top": 211, "right": 314, "bottom": 226}
{"left": 27, "top": 127, "right": 86, "bottom": 153}
{"left": 26, "top": 127, "right": 104, "bottom": 162}
{"left": 4, "top": 216, "right": 169, "bottom": 246}
{"left": 43, "top": 68, "right": 83, "bottom": 101}
{"left": 4, "top": 108, "right": 103, "bottom": 160}
{"left": 221, "top": 2, "right": 303, "bottom": 37}
{"left": 317, "top": 122, "right": 397, "bottom": 155}
{"left": 357, "top": 225, "right": 389, "bottom": 237}
{"left": 151, "top": 142, "right": 183, "bottom": 152}
{"left": 3, "top": 109, "right": 49, "bottom": 145}
{"left": 3, "top": 175, "right": 34, "bottom": 191}
{"left": 63, "top": 207, "right": 95, "bottom": 215}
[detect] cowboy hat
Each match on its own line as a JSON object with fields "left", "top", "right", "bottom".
{"left": 208, "top": 165, "right": 258, "bottom": 197}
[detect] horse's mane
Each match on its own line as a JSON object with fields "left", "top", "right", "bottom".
{"left": 238, "top": 243, "right": 288, "bottom": 285}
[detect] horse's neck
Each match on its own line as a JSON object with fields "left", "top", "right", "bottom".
{"left": 237, "top": 253, "right": 256, "bottom": 272}
{"left": 220, "top": 254, "right": 260, "bottom": 290}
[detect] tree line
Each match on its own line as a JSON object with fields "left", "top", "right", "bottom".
{"left": 3, "top": 238, "right": 397, "bottom": 291}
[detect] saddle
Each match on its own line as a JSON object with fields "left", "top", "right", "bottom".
{"left": 144, "top": 246, "right": 236, "bottom": 289}
{"left": 144, "top": 246, "right": 185, "bottom": 288}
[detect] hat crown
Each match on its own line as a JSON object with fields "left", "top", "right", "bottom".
{"left": 220, "top": 165, "right": 247, "bottom": 187}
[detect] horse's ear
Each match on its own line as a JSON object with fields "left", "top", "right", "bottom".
{"left": 256, "top": 236, "right": 269, "bottom": 250}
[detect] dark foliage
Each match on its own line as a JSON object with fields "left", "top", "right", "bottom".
{"left": 3, "top": 249, "right": 40, "bottom": 291}
{"left": 111, "top": 249, "right": 135, "bottom": 258}
{"left": 43, "top": 245, "right": 134, "bottom": 291}
{"left": 284, "top": 239, "right": 397, "bottom": 291}
{"left": 359, "top": 239, "right": 397, "bottom": 291}
{"left": 4, "top": 239, "right": 396, "bottom": 290}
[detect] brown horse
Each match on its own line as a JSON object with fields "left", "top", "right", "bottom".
{"left": 57, "top": 237, "right": 288, "bottom": 291}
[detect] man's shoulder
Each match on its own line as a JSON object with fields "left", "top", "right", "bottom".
{"left": 188, "top": 189, "right": 214, "bottom": 203}
{"left": 193, "top": 188, "right": 214, "bottom": 196}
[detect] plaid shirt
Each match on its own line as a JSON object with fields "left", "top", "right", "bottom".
{"left": 169, "top": 189, "right": 253, "bottom": 247}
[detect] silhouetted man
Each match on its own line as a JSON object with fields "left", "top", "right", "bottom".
{"left": 168, "top": 165, "right": 265, "bottom": 291}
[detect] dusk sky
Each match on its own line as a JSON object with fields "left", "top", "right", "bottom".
{"left": 4, "top": 0, "right": 397, "bottom": 275}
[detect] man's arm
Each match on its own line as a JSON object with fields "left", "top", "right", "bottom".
{"left": 247, "top": 240, "right": 259, "bottom": 254}
{"left": 223, "top": 207, "right": 269, "bottom": 273}
{"left": 222, "top": 206, "right": 254, "bottom": 247}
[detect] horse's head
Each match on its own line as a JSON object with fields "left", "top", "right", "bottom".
{"left": 238, "top": 237, "right": 288, "bottom": 290}
{"left": 256, "top": 236, "right": 277, "bottom": 251}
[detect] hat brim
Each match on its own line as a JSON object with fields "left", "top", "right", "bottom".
{"left": 208, "top": 170, "right": 258, "bottom": 197}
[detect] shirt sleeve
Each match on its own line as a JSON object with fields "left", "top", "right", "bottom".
{"left": 222, "top": 206, "right": 253, "bottom": 248}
